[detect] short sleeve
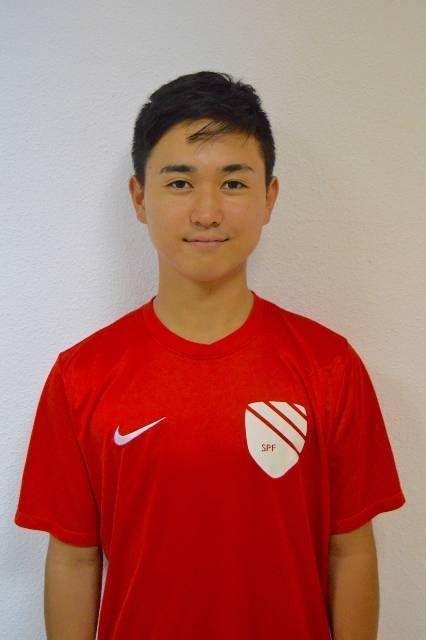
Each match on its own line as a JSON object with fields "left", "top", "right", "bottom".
{"left": 14, "top": 355, "right": 101, "bottom": 546}
{"left": 329, "top": 341, "right": 406, "bottom": 534}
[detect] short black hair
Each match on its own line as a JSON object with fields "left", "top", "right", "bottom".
{"left": 131, "top": 71, "right": 276, "bottom": 188}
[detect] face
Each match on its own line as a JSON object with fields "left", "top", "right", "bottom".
{"left": 129, "top": 118, "right": 279, "bottom": 287}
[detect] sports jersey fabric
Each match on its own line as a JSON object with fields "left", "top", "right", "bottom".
{"left": 15, "top": 290, "right": 406, "bottom": 639}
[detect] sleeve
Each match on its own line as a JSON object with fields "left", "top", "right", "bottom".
{"left": 14, "top": 354, "right": 101, "bottom": 546}
{"left": 328, "top": 340, "right": 406, "bottom": 534}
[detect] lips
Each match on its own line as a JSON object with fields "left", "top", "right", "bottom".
{"left": 185, "top": 239, "right": 229, "bottom": 242}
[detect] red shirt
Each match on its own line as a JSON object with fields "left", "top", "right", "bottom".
{"left": 15, "top": 290, "right": 406, "bottom": 639}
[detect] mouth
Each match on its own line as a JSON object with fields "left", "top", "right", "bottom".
{"left": 184, "top": 238, "right": 229, "bottom": 248}
{"left": 184, "top": 239, "right": 229, "bottom": 243}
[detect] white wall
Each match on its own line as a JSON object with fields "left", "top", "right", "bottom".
{"left": 2, "top": 1, "right": 424, "bottom": 638}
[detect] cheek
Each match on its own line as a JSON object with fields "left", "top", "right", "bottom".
{"left": 234, "top": 203, "right": 264, "bottom": 234}
{"left": 232, "top": 194, "right": 263, "bottom": 220}
{"left": 146, "top": 205, "right": 176, "bottom": 238}
{"left": 236, "top": 213, "right": 265, "bottom": 252}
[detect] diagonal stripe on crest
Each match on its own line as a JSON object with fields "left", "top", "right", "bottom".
{"left": 293, "top": 403, "right": 307, "bottom": 417}
{"left": 269, "top": 401, "right": 307, "bottom": 435}
{"left": 248, "top": 401, "right": 306, "bottom": 453}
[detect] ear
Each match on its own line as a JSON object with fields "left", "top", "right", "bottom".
{"left": 263, "top": 176, "right": 279, "bottom": 225}
{"left": 129, "top": 175, "right": 147, "bottom": 224}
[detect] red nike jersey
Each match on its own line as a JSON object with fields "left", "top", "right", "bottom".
{"left": 14, "top": 290, "right": 406, "bottom": 639}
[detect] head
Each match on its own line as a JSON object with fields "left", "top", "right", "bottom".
{"left": 129, "top": 71, "right": 279, "bottom": 288}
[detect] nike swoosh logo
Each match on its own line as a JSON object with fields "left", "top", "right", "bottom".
{"left": 113, "top": 416, "right": 167, "bottom": 446}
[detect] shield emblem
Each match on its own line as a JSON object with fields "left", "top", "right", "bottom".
{"left": 245, "top": 401, "right": 307, "bottom": 478}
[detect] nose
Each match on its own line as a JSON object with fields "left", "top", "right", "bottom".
{"left": 190, "top": 187, "right": 223, "bottom": 227}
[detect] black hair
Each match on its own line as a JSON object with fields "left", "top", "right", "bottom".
{"left": 131, "top": 71, "right": 276, "bottom": 188}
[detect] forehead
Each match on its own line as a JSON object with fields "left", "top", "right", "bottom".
{"left": 147, "top": 119, "right": 263, "bottom": 169}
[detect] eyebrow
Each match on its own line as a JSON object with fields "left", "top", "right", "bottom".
{"left": 159, "top": 163, "right": 255, "bottom": 175}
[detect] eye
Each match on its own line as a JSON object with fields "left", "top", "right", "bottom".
{"left": 166, "top": 180, "right": 247, "bottom": 190}
{"left": 167, "top": 179, "right": 190, "bottom": 190}
{"left": 224, "top": 180, "right": 247, "bottom": 190}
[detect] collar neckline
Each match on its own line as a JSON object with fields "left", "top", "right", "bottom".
{"left": 141, "top": 289, "right": 264, "bottom": 359}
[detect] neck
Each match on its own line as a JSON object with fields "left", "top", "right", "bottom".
{"left": 152, "top": 281, "right": 254, "bottom": 344}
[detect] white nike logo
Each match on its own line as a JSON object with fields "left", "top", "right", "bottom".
{"left": 113, "top": 416, "right": 167, "bottom": 446}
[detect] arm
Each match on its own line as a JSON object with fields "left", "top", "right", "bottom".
{"left": 44, "top": 535, "right": 103, "bottom": 640}
{"left": 328, "top": 520, "right": 380, "bottom": 640}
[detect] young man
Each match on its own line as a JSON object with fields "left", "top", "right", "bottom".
{"left": 15, "top": 71, "right": 405, "bottom": 639}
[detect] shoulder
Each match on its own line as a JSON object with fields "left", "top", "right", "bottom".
{"left": 260, "top": 295, "right": 351, "bottom": 372}
{"left": 55, "top": 303, "right": 147, "bottom": 390}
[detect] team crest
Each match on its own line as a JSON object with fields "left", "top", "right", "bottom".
{"left": 245, "top": 401, "right": 307, "bottom": 478}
